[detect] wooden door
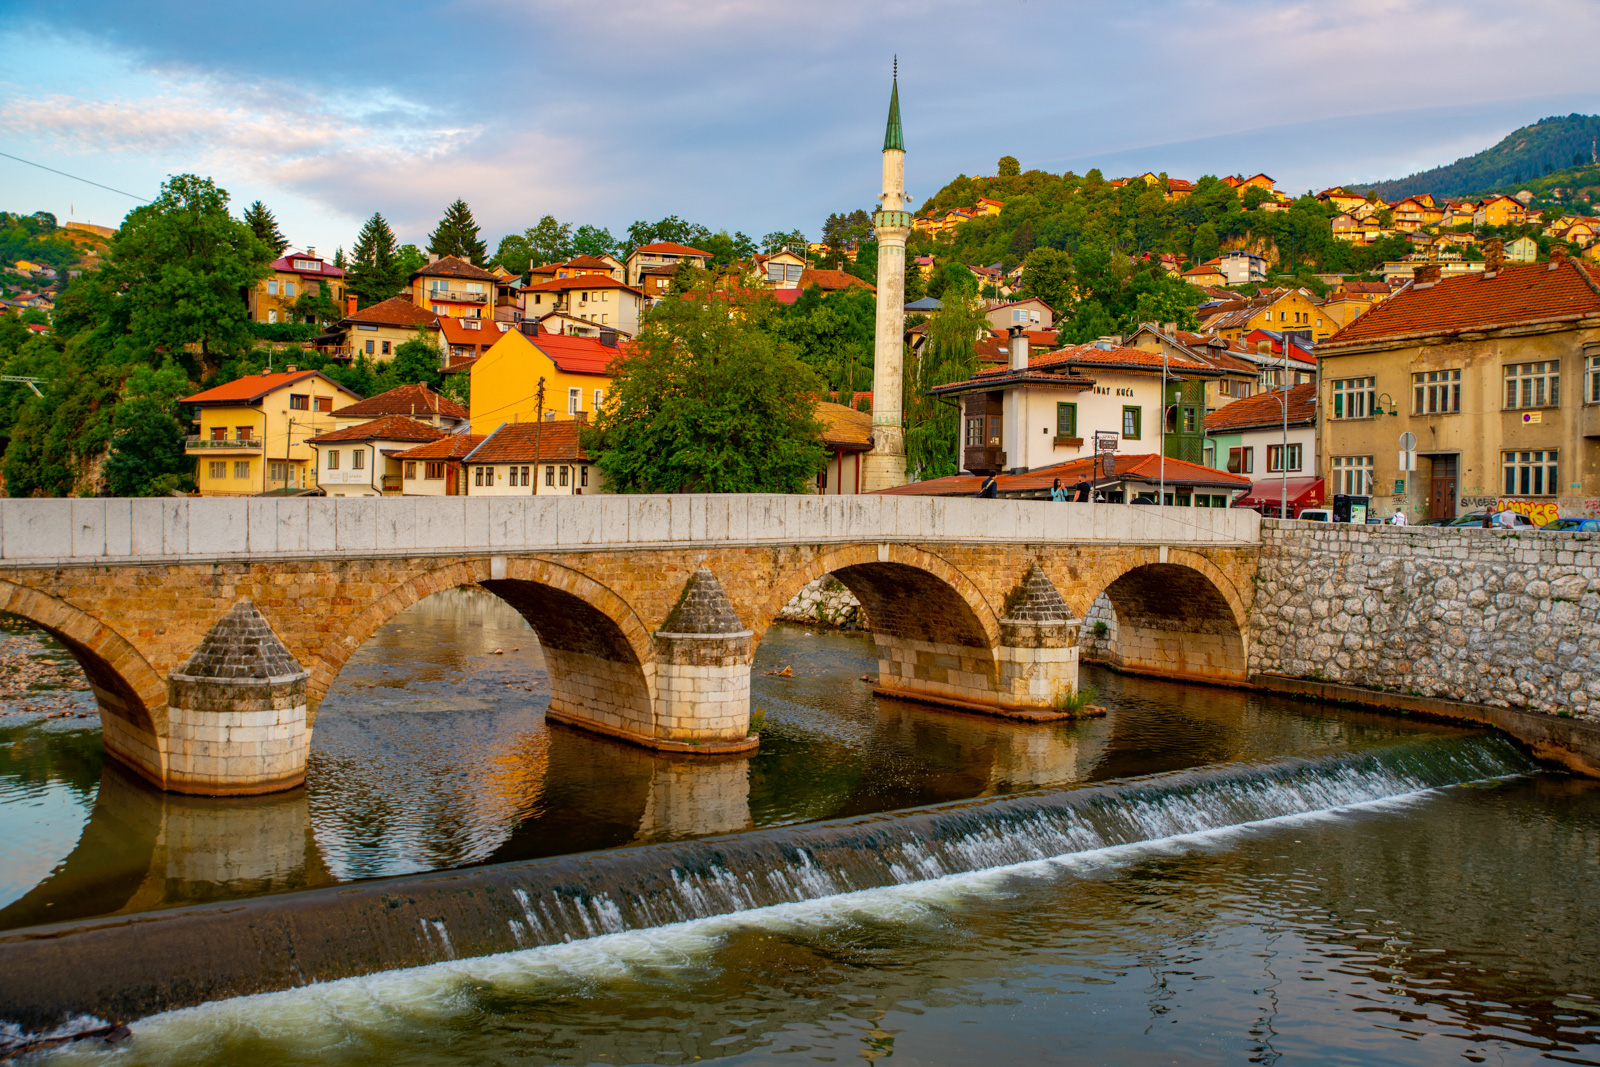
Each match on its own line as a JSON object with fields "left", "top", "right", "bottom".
{"left": 446, "top": 465, "right": 458, "bottom": 496}
{"left": 1429, "top": 455, "right": 1457, "bottom": 521}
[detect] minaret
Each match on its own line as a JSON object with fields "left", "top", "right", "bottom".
{"left": 862, "top": 62, "right": 912, "bottom": 492}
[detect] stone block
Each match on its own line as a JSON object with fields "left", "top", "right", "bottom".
{"left": 333, "top": 499, "right": 378, "bottom": 552}
{"left": 4, "top": 498, "right": 72, "bottom": 561}
{"left": 375, "top": 498, "right": 417, "bottom": 551}
{"left": 488, "top": 499, "right": 523, "bottom": 547}
{"left": 104, "top": 498, "right": 132, "bottom": 558}
{"left": 629, "top": 496, "right": 671, "bottom": 544}
{"left": 191, "top": 498, "right": 249, "bottom": 556}
{"left": 69, "top": 500, "right": 106, "bottom": 558}
{"left": 305, "top": 499, "right": 337, "bottom": 552}
{"left": 414, "top": 497, "right": 466, "bottom": 550}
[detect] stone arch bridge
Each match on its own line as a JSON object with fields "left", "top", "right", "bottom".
{"left": 0, "top": 496, "right": 1259, "bottom": 794}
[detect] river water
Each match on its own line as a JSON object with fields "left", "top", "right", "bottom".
{"left": 1, "top": 589, "right": 1598, "bottom": 1064}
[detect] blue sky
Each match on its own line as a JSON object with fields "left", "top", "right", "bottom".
{"left": 3, "top": 0, "right": 1599, "bottom": 257}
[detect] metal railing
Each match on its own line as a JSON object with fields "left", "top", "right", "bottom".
{"left": 426, "top": 289, "right": 488, "bottom": 303}
{"left": 186, "top": 436, "right": 263, "bottom": 450}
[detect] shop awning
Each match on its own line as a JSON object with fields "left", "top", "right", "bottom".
{"left": 1234, "top": 477, "right": 1324, "bottom": 512}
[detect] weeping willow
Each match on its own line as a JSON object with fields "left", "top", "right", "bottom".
{"left": 903, "top": 294, "right": 988, "bottom": 481}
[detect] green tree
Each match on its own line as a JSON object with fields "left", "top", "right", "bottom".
{"left": 761, "top": 230, "right": 807, "bottom": 256}
{"left": 394, "top": 244, "right": 428, "bottom": 279}
{"left": 242, "top": 200, "right": 289, "bottom": 255}
{"left": 427, "top": 199, "right": 488, "bottom": 265}
{"left": 525, "top": 215, "right": 574, "bottom": 265}
{"left": 1190, "top": 222, "right": 1220, "bottom": 264}
{"left": 101, "top": 362, "right": 195, "bottom": 496}
{"left": 997, "top": 155, "right": 1021, "bottom": 178}
{"left": 584, "top": 277, "right": 824, "bottom": 492}
{"left": 376, "top": 328, "right": 443, "bottom": 391}
{"left": 99, "top": 173, "right": 272, "bottom": 377}
{"left": 571, "top": 224, "right": 618, "bottom": 258}
{"left": 905, "top": 293, "right": 986, "bottom": 480}
{"left": 347, "top": 213, "right": 402, "bottom": 309}
{"left": 1019, "top": 247, "right": 1073, "bottom": 310}
{"left": 492, "top": 232, "right": 533, "bottom": 273}
{"left": 1061, "top": 299, "right": 1117, "bottom": 344}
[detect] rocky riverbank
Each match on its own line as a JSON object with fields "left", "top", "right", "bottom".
{"left": 775, "top": 576, "right": 869, "bottom": 630}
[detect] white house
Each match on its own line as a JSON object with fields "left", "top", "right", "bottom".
{"left": 461, "top": 418, "right": 602, "bottom": 496}
{"left": 307, "top": 415, "right": 452, "bottom": 497}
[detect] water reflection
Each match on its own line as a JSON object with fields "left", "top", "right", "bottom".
{"left": 0, "top": 589, "right": 1454, "bottom": 932}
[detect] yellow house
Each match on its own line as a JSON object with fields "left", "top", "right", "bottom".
{"left": 410, "top": 255, "right": 500, "bottom": 319}
{"left": 183, "top": 369, "right": 363, "bottom": 496}
{"left": 1474, "top": 195, "right": 1528, "bottom": 229}
{"left": 248, "top": 249, "right": 346, "bottom": 324}
{"left": 1199, "top": 288, "right": 1336, "bottom": 343}
{"left": 469, "top": 326, "right": 622, "bottom": 436}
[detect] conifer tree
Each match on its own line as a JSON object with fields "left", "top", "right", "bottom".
{"left": 348, "top": 212, "right": 402, "bottom": 309}
{"left": 427, "top": 199, "right": 488, "bottom": 265}
{"left": 242, "top": 200, "right": 289, "bottom": 254}
{"left": 332, "top": 246, "right": 346, "bottom": 269}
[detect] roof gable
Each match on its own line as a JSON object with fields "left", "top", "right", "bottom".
{"left": 183, "top": 370, "right": 358, "bottom": 406}
{"left": 411, "top": 256, "right": 501, "bottom": 282}
{"left": 330, "top": 382, "right": 468, "bottom": 421}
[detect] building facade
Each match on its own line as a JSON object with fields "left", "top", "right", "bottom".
{"left": 183, "top": 370, "right": 361, "bottom": 496}
{"left": 469, "top": 326, "right": 620, "bottom": 435}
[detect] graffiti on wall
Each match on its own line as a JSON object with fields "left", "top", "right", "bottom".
{"left": 1496, "top": 499, "right": 1561, "bottom": 527}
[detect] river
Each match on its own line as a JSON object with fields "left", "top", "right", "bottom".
{"left": 1, "top": 588, "right": 1597, "bottom": 1064}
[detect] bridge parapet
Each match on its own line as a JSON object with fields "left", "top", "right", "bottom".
{"left": 0, "top": 495, "right": 1260, "bottom": 567}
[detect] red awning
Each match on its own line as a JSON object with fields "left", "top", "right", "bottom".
{"left": 1233, "top": 477, "right": 1324, "bottom": 512}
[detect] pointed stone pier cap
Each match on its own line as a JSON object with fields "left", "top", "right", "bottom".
{"left": 170, "top": 599, "right": 309, "bottom": 684}
{"left": 659, "top": 567, "right": 751, "bottom": 636}
{"left": 1003, "top": 564, "right": 1080, "bottom": 626}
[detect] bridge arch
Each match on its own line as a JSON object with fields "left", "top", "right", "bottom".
{"left": 0, "top": 579, "right": 169, "bottom": 785}
{"left": 310, "top": 557, "right": 660, "bottom": 741}
{"left": 1078, "top": 550, "right": 1249, "bottom": 684}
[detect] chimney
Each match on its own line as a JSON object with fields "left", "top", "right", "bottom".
{"left": 1413, "top": 263, "right": 1441, "bottom": 287}
{"left": 428, "top": 252, "right": 440, "bottom": 264}
{"left": 599, "top": 328, "right": 618, "bottom": 348}
{"left": 1008, "top": 325, "right": 1029, "bottom": 371}
{"left": 1484, "top": 238, "right": 1504, "bottom": 274}
{"left": 346, "top": 294, "right": 357, "bottom": 315}
{"left": 1163, "top": 321, "right": 1178, "bottom": 336}
{"left": 285, "top": 364, "right": 298, "bottom": 374}
{"left": 305, "top": 246, "right": 315, "bottom": 258}
{"left": 1550, "top": 243, "right": 1568, "bottom": 271}
{"left": 1257, "top": 339, "right": 1271, "bottom": 355}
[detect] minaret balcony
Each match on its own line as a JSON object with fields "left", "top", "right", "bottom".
{"left": 873, "top": 211, "right": 913, "bottom": 229}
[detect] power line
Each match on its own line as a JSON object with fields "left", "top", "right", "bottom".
{"left": 0, "top": 149, "right": 151, "bottom": 203}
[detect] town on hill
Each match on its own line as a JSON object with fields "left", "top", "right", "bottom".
{"left": 3, "top": 107, "right": 1600, "bottom": 526}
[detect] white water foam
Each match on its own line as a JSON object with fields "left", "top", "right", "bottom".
{"left": 33, "top": 778, "right": 1479, "bottom": 1065}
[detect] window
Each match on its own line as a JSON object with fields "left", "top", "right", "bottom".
{"left": 404, "top": 462, "right": 417, "bottom": 480}
{"left": 1227, "top": 447, "right": 1254, "bottom": 474}
{"left": 474, "top": 466, "right": 484, "bottom": 487}
{"left": 1332, "top": 377, "right": 1375, "bottom": 419}
{"left": 281, "top": 282, "right": 294, "bottom": 298}
{"left": 290, "top": 394, "right": 309, "bottom": 410}
{"left": 1202, "top": 442, "right": 1216, "bottom": 468}
{"left": 520, "top": 465, "right": 531, "bottom": 486}
{"left": 545, "top": 465, "right": 555, "bottom": 486}
{"left": 208, "top": 461, "right": 226, "bottom": 479}
{"left": 236, "top": 426, "right": 253, "bottom": 440}
{"left": 1267, "top": 443, "right": 1302, "bottom": 472}
{"left": 268, "top": 310, "right": 278, "bottom": 324}
{"left": 233, "top": 461, "right": 251, "bottom": 479}
{"left": 1589, "top": 353, "right": 1600, "bottom": 403}
{"left": 559, "top": 465, "right": 570, "bottom": 487}
{"left": 365, "top": 340, "right": 375, "bottom": 355}
{"left": 381, "top": 341, "right": 391, "bottom": 356}
{"left": 327, "top": 450, "right": 340, "bottom": 470}
{"left": 357, "top": 324, "right": 378, "bottom": 331}
{"left": 1056, "top": 402, "right": 1077, "bottom": 438}
{"left": 425, "top": 462, "right": 445, "bottom": 480}
{"left": 1331, "top": 455, "right": 1374, "bottom": 496}
{"left": 267, "top": 280, "right": 277, "bottom": 296}
{"left": 1413, "top": 369, "right": 1461, "bottom": 414}
{"left": 210, "top": 426, "right": 227, "bottom": 441}
{"left": 594, "top": 389, "right": 604, "bottom": 411}
{"left": 1182, "top": 407, "right": 1197, "bottom": 433}
{"left": 569, "top": 387, "right": 581, "bottom": 414}
{"left": 352, "top": 449, "right": 365, "bottom": 470}
{"left": 581, "top": 465, "right": 589, "bottom": 487}
{"left": 316, "top": 397, "right": 332, "bottom": 413}
{"left": 1122, "top": 405, "right": 1141, "bottom": 440}
{"left": 1503, "top": 450, "right": 1558, "bottom": 496}
{"left": 1505, "top": 361, "right": 1560, "bottom": 409}
{"left": 293, "top": 259, "right": 319, "bottom": 272}
{"left": 269, "top": 461, "right": 288, "bottom": 482}
{"left": 966, "top": 417, "right": 983, "bottom": 446}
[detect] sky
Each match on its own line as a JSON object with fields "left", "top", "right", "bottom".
{"left": 3, "top": 0, "right": 1600, "bottom": 258}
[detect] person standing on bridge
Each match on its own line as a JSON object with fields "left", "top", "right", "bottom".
{"left": 1050, "top": 478, "right": 1067, "bottom": 502}
{"left": 978, "top": 473, "right": 999, "bottom": 498}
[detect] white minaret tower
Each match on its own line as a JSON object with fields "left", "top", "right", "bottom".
{"left": 862, "top": 61, "right": 911, "bottom": 492}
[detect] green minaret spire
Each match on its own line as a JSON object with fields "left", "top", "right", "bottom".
{"left": 883, "top": 58, "right": 904, "bottom": 152}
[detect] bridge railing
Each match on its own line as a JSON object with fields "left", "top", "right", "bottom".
{"left": 0, "top": 495, "right": 1261, "bottom": 565}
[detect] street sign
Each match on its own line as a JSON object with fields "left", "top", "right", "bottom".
{"left": 1094, "top": 431, "right": 1119, "bottom": 453}
{"left": 1398, "top": 450, "right": 1416, "bottom": 471}
{"left": 1398, "top": 431, "right": 1417, "bottom": 451}
{"left": 1523, "top": 411, "right": 1542, "bottom": 425}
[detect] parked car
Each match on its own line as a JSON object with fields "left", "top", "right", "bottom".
{"left": 1444, "top": 510, "right": 1536, "bottom": 528}
{"left": 1543, "top": 517, "right": 1600, "bottom": 532}
{"left": 1296, "top": 508, "right": 1332, "bottom": 522}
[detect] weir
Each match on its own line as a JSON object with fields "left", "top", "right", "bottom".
{"left": 0, "top": 733, "right": 1530, "bottom": 1030}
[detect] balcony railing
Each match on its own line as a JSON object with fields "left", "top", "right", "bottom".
{"left": 382, "top": 476, "right": 402, "bottom": 492}
{"left": 425, "top": 289, "right": 488, "bottom": 303}
{"left": 187, "top": 436, "right": 263, "bottom": 450}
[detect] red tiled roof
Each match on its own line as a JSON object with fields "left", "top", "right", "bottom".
{"left": 269, "top": 253, "right": 345, "bottom": 278}
{"left": 526, "top": 330, "right": 627, "bottom": 375}
{"left": 560, "top": 254, "right": 617, "bottom": 269}
{"left": 1028, "top": 341, "right": 1215, "bottom": 374}
{"left": 873, "top": 453, "right": 1251, "bottom": 496}
{"left": 410, "top": 255, "right": 501, "bottom": 282}
{"left": 633, "top": 242, "right": 711, "bottom": 257}
{"left": 437, "top": 314, "right": 508, "bottom": 348}
{"left": 828, "top": 390, "right": 873, "bottom": 408}
{"left": 183, "top": 370, "right": 351, "bottom": 406}
{"left": 343, "top": 296, "right": 438, "bottom": 329}
{"left": 1322, "top": 260, "right": 1600, "bottom": 349}
{"left": 308, "top": 415, "right": 452, "bottom": 445}
{"left": 1338, "top": 281, "right": 1389, "bottom": 294}
{"left": 465, "top": 420, "right": 591, "bottom": 463}
{"left": 1202, "top": 383, "right": 1316, "bottom": 431}
{"left": 522, "top": 275, "right": 642, "bottom": 295}
{"left": 797, "top": 268, "right": 875, "bottom": 293}
{"left": 815, "top": 401, "right": 872, "bottom": 450}
{"left": 330, "top": 383, "right": 468, "bottom": 421}
{"left": 393, "top": 434, "right": 484, "bottom": 460}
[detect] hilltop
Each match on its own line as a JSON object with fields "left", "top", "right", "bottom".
{"left": 1353, "top": 113, "right": 1600, "bottom": 201}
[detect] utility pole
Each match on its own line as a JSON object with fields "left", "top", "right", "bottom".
{"left": 532, "top": 377, "right": 545, "bottom": 495}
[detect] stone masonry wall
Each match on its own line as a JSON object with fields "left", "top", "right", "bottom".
{"left": 776, "top": 576, "right": 868, "bottom": 630}
{"left": 1251, "top": 520, "right": 1600, "bottom": 720}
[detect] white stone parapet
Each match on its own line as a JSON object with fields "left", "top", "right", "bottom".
{"left": 0, "top": 496, "right": 1262, "bottom": 567}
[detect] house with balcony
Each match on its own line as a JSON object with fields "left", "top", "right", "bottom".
{"left": 327, "top": 296, "right": 439, "bottom": 362}
{"left": 521, "top": 275, "right": 646, "bottom": 336}
{"left": 530, "top": 254, "right": 624, "bottom": 287}
{"left": 182, "top": 368, "right": 361, "bottom": 496}
{"left": 248, "top": 249, "right": 345, "bottom": 324}
{"left": 438, "top": 313, "right": 510, "bottom": 363}
{"left": 1200, "top": 383, "right": 1319, "bottom": 516}
{"left": 626, "top": 242, "right": 713, "bottom": 299}
{"left": 411, "top": 255, "right": 500, "bottom": 319}
{"left": 307, "top": 415, "right": 452, "bottom": 497}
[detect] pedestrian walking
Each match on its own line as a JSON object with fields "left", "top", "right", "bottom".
{"left": 978, "top": 473, "right": 999, "bottom": 498}
{"left": 1480, "top": 509, "right": 1494, "bottom": 529}
{"left": 1391, "top": 507, "right": 1407, "bottom": 525}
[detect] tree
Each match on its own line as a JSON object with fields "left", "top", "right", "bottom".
{"left": 584, "top": 277, "right": 824, "bottom": 492}
{"left": 1190, "top": 222, "right": 1220, "bottom": 264}
{"left": 427, "top": 199, "right": 488, "bottom": 265}
{"left": 492, "top": 232, "right": 533, "bottom": 273}
{"left": 571, "top": 224, "right": 618, "bottom": 258}
{"left": 1019, "top": 247, "right": 1072, "bottom": 310}
{"left": 100, "top": 173, "right": 272, "bottom": 377}
{"left": 997, "top": 155, "right": 1021, "bottom": 178}
{"left": 395, "top": 244, "right": 428, "bottom": 279}
{"left": 526, "top": 215, "right": 574, "bottom": 265}
{"left": 761, "top": 230, "right": 807, "bottom": 256}
{"left": 347, "top": 212, "right": 402, "bottom": 310}
{"left": 331, "top": 246, "right": 346, "bottom": 269}
{"left": 1061, "top": 299, "right": 1117, "bottom": 344}
{"left": 378, "top": 328, "right": 443, "bottom": 391}
{"left": 905, "top": 293, "right": 986, "bottom": 480}
{"left": 242, "top": 200, "right": 289, "bottom": 255}
{"left": 101, "top": 362, "right": 194, "bottom": 496}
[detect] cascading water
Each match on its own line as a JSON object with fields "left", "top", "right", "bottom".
{"left": 0, "top": 733, "right": 1533, "bottom": 1034}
